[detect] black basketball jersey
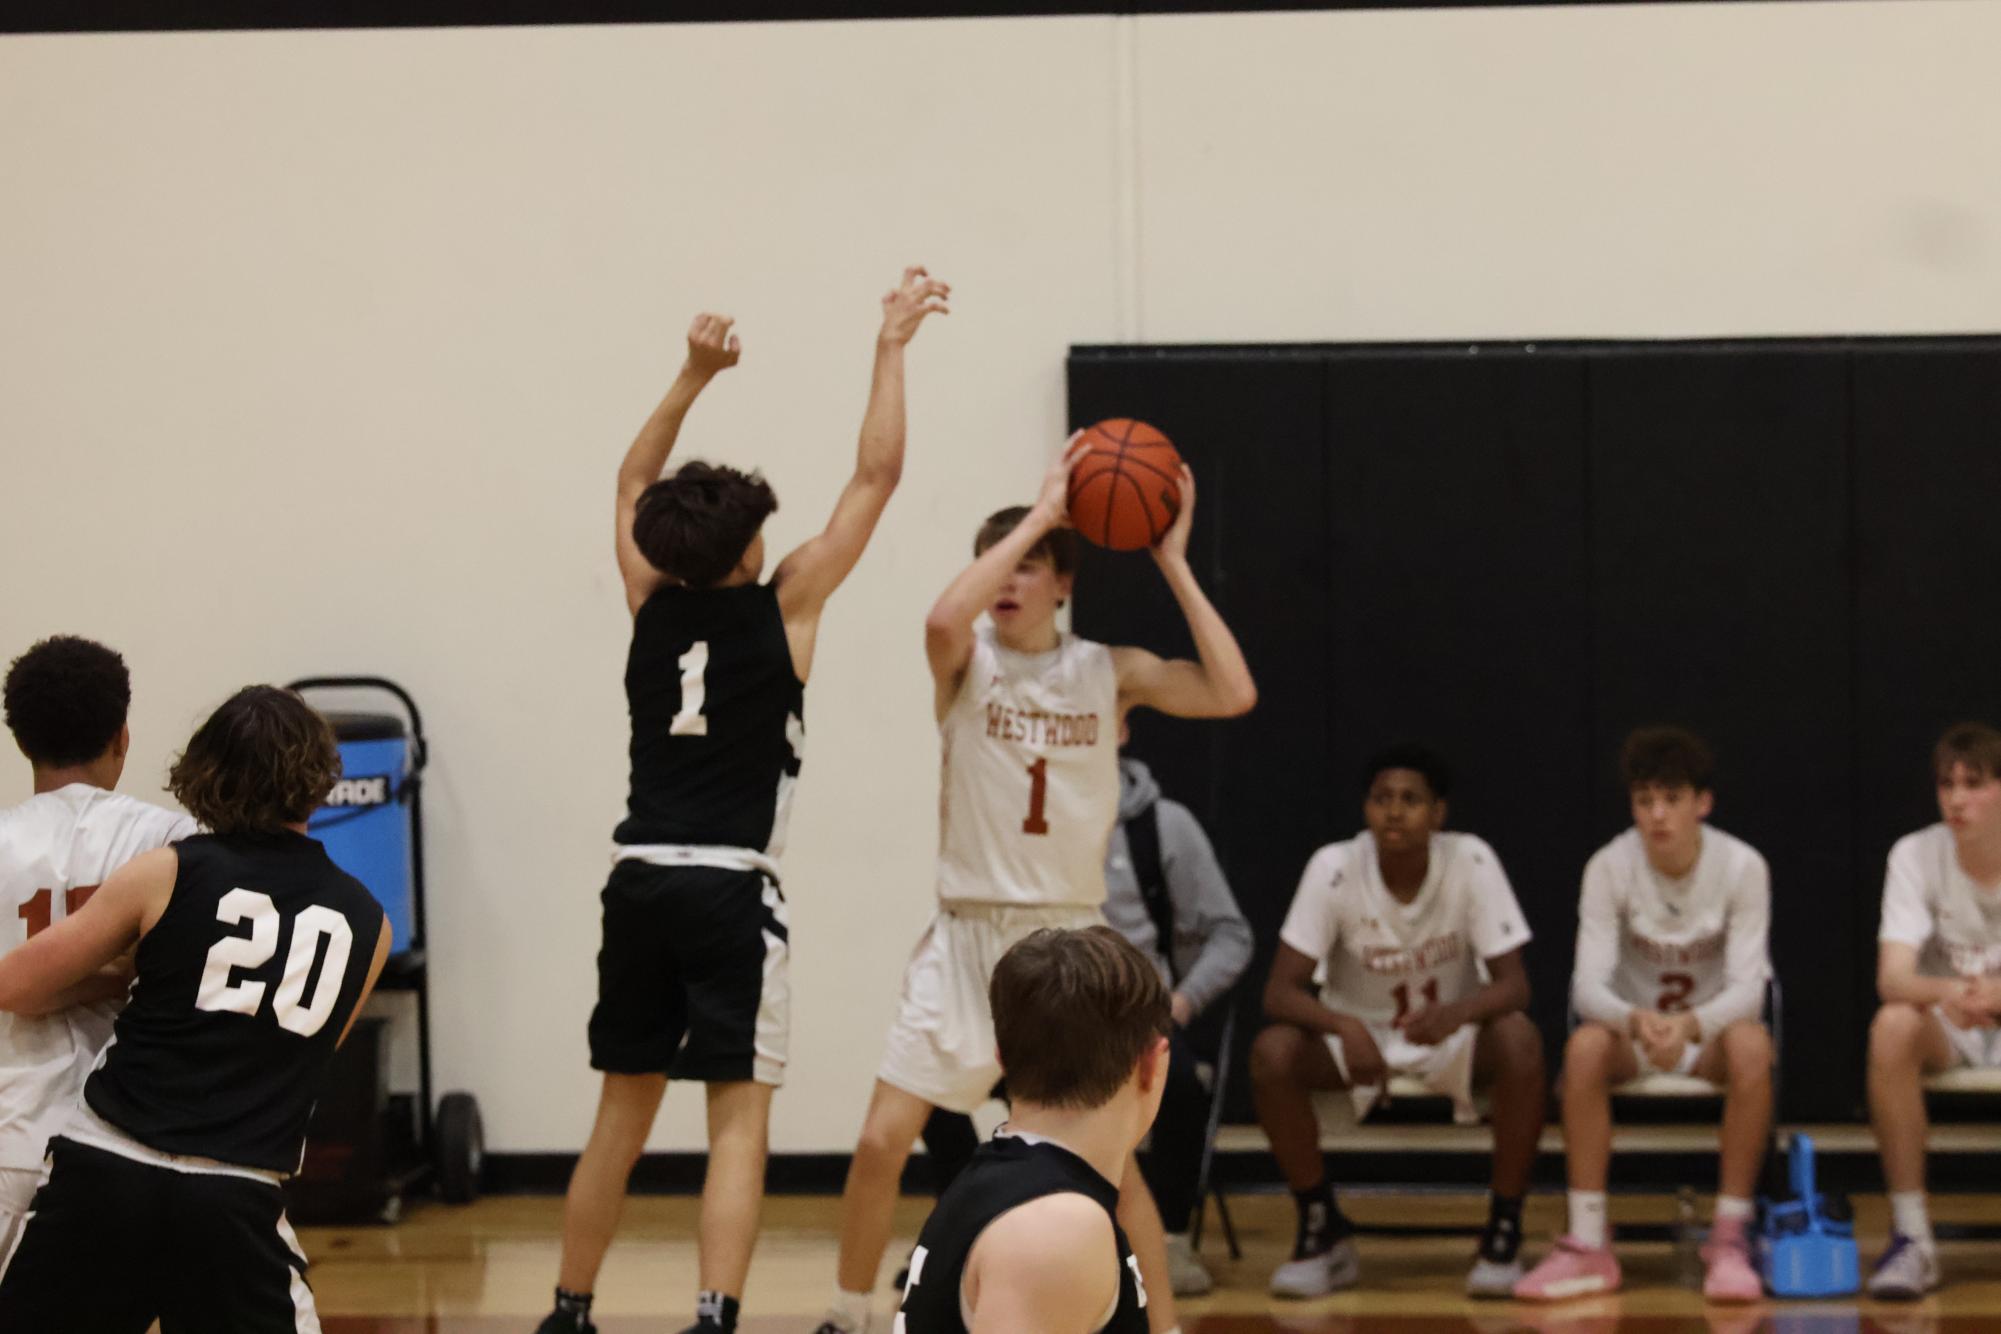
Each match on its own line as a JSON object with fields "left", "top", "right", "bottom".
{"left": 613, "top": 582, "right": 805, "bottom": 855}
{"left": 84, "top": 831, "right": 385, "bottom": 1174}
{"left": 896, "top": 1135, "right": 1149, "bottom": 1334}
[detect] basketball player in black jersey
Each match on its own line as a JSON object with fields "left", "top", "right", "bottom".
{"left": 0, "top": 685, "right": 391, "bottom": 1331}
{"left": 538, "top": 267, "right": 949, "bottom": 1334}
{"left": 896, "top": 925, "right": 1166, "bottom": 1334}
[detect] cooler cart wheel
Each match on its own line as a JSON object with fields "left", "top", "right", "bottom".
{"left": 436, "top": 1091, "right": 484, "bottom": 1204}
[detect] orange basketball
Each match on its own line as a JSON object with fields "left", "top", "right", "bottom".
{"left": 1066, "top": 418, "right": 1183, "bottom": 551}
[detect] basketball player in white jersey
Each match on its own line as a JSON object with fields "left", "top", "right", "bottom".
{"left": 814, "top": 440, "right": 1256, "bottom": 1334}
{"left": 0, "top": 635, "right": 196, "bottom": 1257}
{"left": 1250, "top": 744, "right": 1544, "bottom": 1300}
{"left": 1515, "top": 727, "right": 1772, "bottom": 1304}
{"left": 1863, "top": 722, "right": 2001, "bottom": 1300}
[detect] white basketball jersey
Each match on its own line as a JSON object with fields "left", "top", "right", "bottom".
{"left": 1880, "top": 823, "right": 2001, "bottom": 978}
{"left": 1278, "top": 832, "right": 1532, "bottom": 1029}
{"left": 936, "top": 626, "right": 1119, "bottom": 908}
{"left": 0, "top": 785, "right": 196, "bottom": 1170}
{"left": 1583, "top": 825, "right": 1768, "bottom": 1015}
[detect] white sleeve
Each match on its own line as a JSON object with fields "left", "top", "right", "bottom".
{"left": 1693, "top": 850, "right": 1771, "bottom": 1040}
{"left": 1465, "top": 840, "right": 1533, "bottom": 960}
{"left": 1571, "top": 855, "right": 1631, "bottom": 1029}
{"left": 1278, "top": 847, "right": 1343, "bottom": 963}
{"left": 1877, "top": 836, "right": 1934, "bottom": 949}
{"left": 168, "top": 813, "right": 200, "bottom": 843}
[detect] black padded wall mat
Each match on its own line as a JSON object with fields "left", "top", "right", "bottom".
{"left": 1068, "top": 336, "right": 2001, "bottom": 1123}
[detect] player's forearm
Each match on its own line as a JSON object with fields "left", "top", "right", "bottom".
{"left": 15, "top": 967, "right": 129, "bottom": 1017}
{"left": 1263, "top": 980, "right": 1348, "bottom": 1036}
{"left": 1153, "top": 556, "right": 1257, "bottom": 716}
{"left": 926, "top": 503, "right": 1060, "bottom": 633}
{"left": 616, "top": 367, "right": 713, "bottom": 496}
{"left": 851, "top": 338, "right": 908, "bottom": 490}
{"left": 1878, "top": 964, "right": 1964, "bottom": 1009}
{"left": 1571, "top": 977, "right": 1633, "bottom": 1031}
{"left": 1454, "top": 976, "right": 1528, "bottom": 1027}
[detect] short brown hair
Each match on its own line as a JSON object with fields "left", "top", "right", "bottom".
{"left": 991, "top": 926, "right": 1170, "bottom": 1110}
{"left": 1621, "top": 725, "right": 1715, "bottom": 793}
{"left": 633, "top": 462, "right": 779, "bottom": 589}
{"left": 168, "top": 687, "right": 341, "bottom": 835}
{"left": 974, "top": 506, "right": 1079, "bottom": 578}
{"left": 1934, "top": 722, "right": 2001, "bottom": 784}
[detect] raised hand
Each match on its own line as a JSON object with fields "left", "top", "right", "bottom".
{"left": 1152, "top": 464, "right": 1196, "bottom": 565}
{"left": 684, "top": 313, "right": 741, "bottom": 378}
{"left": 879, "top": 266, "right": 951, "bottom": 346}
{"left": 1033, "top": 432, "right": 1090, "bottom": 528}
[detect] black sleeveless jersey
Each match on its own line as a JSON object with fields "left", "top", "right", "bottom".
{"left": 85, "top": 831, "right": 385, "bottom": 1174}
{"left": 896, "top": 1136, "right": 1150, "bottom": 1334}
{"left": 612, "top": 582, "right": 805, "bottom": 854}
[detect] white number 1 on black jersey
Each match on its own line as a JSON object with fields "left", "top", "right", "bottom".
{"left": 196, "top": 888, "right": 355, "bottom": 1038}
{"left": 672, "top": 641, "right": 711, "bottom": 736}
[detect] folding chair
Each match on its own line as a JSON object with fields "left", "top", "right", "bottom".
{"left": 1186, "top": 1003, "right": 1242, "bottom": 1259}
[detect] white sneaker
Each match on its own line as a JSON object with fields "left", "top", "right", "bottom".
{"left": 1163, "top": 1233, "right": 1214, "bottom": 1297}
{"left": 1269, "top": 1236, "right": 1360, "bottom": 1298}
{"left": 1867, "top": 1234, "right": 1941, "bottom": 1301}
{"left": 1465, "top": 1254, "right": 1524, "bottom": 1298}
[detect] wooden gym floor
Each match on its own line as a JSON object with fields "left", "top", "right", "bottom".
{"left": 302, "top": 1191, "right": 2001, "bottom": 1332}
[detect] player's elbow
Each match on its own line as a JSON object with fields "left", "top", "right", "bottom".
{"left": 1219, "top": 679, "right": 1258, "bottom": 717}
{"left": 855, "top": 454, "right": 903, "bottom": 492}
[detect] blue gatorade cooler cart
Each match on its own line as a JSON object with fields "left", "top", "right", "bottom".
{"left": 289, "top": 677, "right": 483, "bottom": 1217}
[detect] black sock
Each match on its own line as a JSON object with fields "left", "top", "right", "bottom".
{"left": 1481, "top": 1194, "right": 1525, "bottom": 1263}
{"left": 695, "top": 1290, "right": 740, "bottom": 1331}
{"left": 1292, "top": 1182, "right": 1349, "bottom": 1254}
{"left": 552, "top": 1288, "right": 593, "bottom": 1326}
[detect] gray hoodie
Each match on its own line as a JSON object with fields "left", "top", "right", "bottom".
{"left": 1102, "top": 757, "right": 1253, "bottom": 1019}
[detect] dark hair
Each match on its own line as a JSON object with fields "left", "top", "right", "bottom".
{"left": 974, "top": 506, "right": 1080, "bottom": 578}
{"left": 3, "top": 636, "right": 132, "bottom": 768}
{"left": 632, "top": 462, "right": 779, "bottom": 589}
{"left": 991, "top": 926, "right": 1170, "bottom": 1110}
{"left": 1361, "top": 742, "right": 1452, "bottom": 801}
{"left": 1621, "top": 725, "right": 1715, "bottom": 793}
{"left": 1934, "top": 722, "right": 2001, "bottom": 784}
{"left": 168, "top": 687, "right": 341, "bottom": 835}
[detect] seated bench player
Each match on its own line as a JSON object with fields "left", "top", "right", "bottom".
{"left": 1249, "top": 743, "right": 1544, "bottom": 1299}
{"left": 1514, "top": 726, "right": 1773, "bottom": 1304}
{"left": 1864, "top": 722, "right": 2001, "bottom": 1300}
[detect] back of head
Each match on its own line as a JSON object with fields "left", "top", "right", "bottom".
{"left": 633, "top": 461, "right": 779, "bottom": 588}
{"left": 991, "top": 926, "right": 1170, "bottom": 1109}
{"left": 974, "top": 505, "right": 1080, "bottom": 578}
{"left": 1360, "top": 741, "right": 1453, "bottom": 800}
{"left": 168, "top": 686, "right": 341, "bottom": 836}
{"left": 1934, "top": 721, "right": 2001, "bottom": 783}
{"left": 1621, "top": 725, "right": 1715, "bottom": 792}
{"left": 3, "top": 635, "right": 131, "bottom": 768}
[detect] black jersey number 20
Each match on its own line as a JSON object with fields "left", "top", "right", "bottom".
{"left": 195, "top": 888, "right": 355, "bottom": 1039}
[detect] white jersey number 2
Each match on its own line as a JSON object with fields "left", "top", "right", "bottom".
{"left": 196, "top": 888, "right": 355, "bottom": 1038}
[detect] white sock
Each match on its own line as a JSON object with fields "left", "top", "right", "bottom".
{"left": 1568, "top": 1189, "right": 1609, "bottom": 1249}
{"left": 826, "top": 1288, "right": 872, "bottom": 1333}
{"left": 1714, "top": 1195, "right": 1755, "bottom": 1224}
{"left": 1891, "top": 1192, "right": 1934, "bottom": 1247}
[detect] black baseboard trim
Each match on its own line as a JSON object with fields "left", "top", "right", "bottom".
{"left": 480, "top": 1144, "right": 2001, "bottom": 1198}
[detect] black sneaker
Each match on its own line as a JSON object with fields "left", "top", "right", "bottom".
{"left": 535, "top": 1314, "right": 594, "bottom": 1334}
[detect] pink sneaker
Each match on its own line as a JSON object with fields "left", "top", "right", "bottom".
{"left": 1512, "top": 1236, "right": 1622, "bottom": 1301}
{"left": 1701, "top": 1217, "right": 1764, "bottom": 1303}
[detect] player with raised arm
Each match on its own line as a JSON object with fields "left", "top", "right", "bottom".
{"left": 1864, "top": 722, "right": 2001, "bottom": 1300}
{"left": 0, "top": 635, "right": 198, "bottom": 1258}
{"left": 1250, "top": 744, "right": 1545, "bottom": 1300}
{"left": 538, "top": 268, "right": 948, "bottom": 1334}
{"left": 1515, "top": 727, "right": 1773, "bottom": 1303}
{"left": 815, "top": 440, "right": 1256, "bottom": 1334}
{"left": 0, "top": 685, "right": 392, "bottom": 1330}
{"left": 894, "top": 926, "right": 1166, "bottom": 1334}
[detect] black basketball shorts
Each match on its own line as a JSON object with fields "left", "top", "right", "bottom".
{"left": 588, "top": 860, "right": 790, "bottom": 1085}
{"left": 0, "top": 1137, "right": 319, "bottom": 1332}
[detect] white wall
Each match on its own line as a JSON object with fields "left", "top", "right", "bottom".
{"left": 3, "top": 1, "right": 1998, "bottom": 1152}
